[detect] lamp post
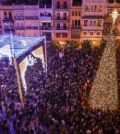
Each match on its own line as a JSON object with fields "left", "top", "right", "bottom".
{"left": 10, "top": 31, "right": 24, "bottom": 107}
{"left": 44, "top": 36, "right": 47, "bottom": 74}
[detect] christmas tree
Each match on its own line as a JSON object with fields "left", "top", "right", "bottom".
{"left": 89, "top": 10, "right": 119, "bottom": 111}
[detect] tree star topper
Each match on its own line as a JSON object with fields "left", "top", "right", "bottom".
{"left": 111, "top": 9, "right": 119, "bottom": 24}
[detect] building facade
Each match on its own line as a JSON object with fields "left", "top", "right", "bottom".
{"left": 39, "top": 4, "right": 53, "bottom": 41}
{"left": 70, "top": 4, "right": 81, "bottom": 41}
{"left": 104, "top": 2, "right": 120, "bottom": 41}
{"left": 81, "top": 0, "right": 108, "bottom": 45}
{"left": 52, "top": 0, "right": 71, "bottom": 41}
{"left": 0, "top": 0, "right": 120, "bottom": 45}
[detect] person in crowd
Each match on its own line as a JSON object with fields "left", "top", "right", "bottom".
{"left": 0, "top": 44, "right": 119, "bottom": 134}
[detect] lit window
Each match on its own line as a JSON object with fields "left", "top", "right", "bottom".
{"left": 97, "top": 32, "right": 100, "bottom": 35}
{"left": 90, "top": 32, "right": 93, "bottom": 35}
{"left": 72, "top": 11, "right": 74, "bottom": 16}
{"left": 84, "top": 20, "right": 88, "bottom": 26}
{"left": 56, "top": 33, "right": 61, "bottom": 38}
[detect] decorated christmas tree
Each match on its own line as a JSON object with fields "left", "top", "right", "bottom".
{"left": 89, "top": 10, "right": 119, "bottom": 111}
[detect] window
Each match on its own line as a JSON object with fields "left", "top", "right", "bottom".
{"left": 97, "top": 32, "right": 100, "bottom": 35}
{"left": 40, "top": 13, "right": 44, "bottom": 16}
{"left": 94, "top": 5, "right": 97, "bottom": 12}
{"left": 56, "top": 23, "right": 60, "bottom": 30}
{"left": 108, "top": 9, "right": 112, "bottom": 15}
{"left": 4, "top": 12, "right": 7, "bottom": 19}
{"left": 75, "top": 11, "right": 77, "bottom": 16}
{"left": 98, "top": 20, "right": 102, "bottom": 26}
{"left": 72, "top": 20, "right": 80, "bottom": 28}
{"left": 90, "top": 32, "right": 93, "bottom": 35}
{"left": 71, "top": 31, "right": 80, "bottom": 39}
{"left": 84, "top": 32, "right": 87, "bottom": 35}
{"left": 48, "top": 13, "right": 51, "bottom": 16}
{"left": 57, "top": 13, "right": 60, "bottom": 19}
{"left": 78, "top": 20, "right": 80, "bottom": 27}
{"left": 57, "top": 1, "right": 60, "bottom": 8}
{"left": 84, "top": 20, "right": 88, "bottom": 26}
{"left": 94, "top": 21, "right": 96, "bottom": 26}
{"left": 48, "top": 23, "right": 51, "bottom": 28}
{"left": 63, "top": 13, "right": 67, "bottom": 19}
{"left": 56, "top": 33, "right": 61, "bottom": 38}
{"left": 63, "top": 1, "right": 67, "bottom": 9}
{"left": 62, "top": 33, "right": 67, "bottom": 38}
{"left": 99, "top": 5, "right": 102, "bottom": 12}
{"left": 75, "top": 20, "right": 77, "bottom": 26}
{"left": 91, "top": 6, "right": 93, "bottom": 12}
{"left": 72, "top": 11, "right": 74, "bottom": 16}
{"left": 90, "top": 21, "right": 93, "bottom": 26}
{"left": 63, "top": 23, "right": 67, "bottom": 30}
{"left": 9, "top": 12, "right": 12, "bottom": 19}
{"left": 72, "top": 20, "right": 74, "bottom": 28}
{"left": 85, "top": 5, "right": 89, "bottom": 12}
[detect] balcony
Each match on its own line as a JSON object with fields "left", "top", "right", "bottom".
{"left": 3, "top": 17, "right": 14, "bottom": 22}
{"left": 82, "top": 25, "right": 103, "bottom": 30}
{"left": 71, "top": 26, "right": 81, "bottom": 29}
{"left": 56, "top": 27, "right": 68, "bottom": 30}
{"left": 46, "top": 4, "right": 52, "bottom": 8}
{"left": 40, "top": 26, "right": 52, "bottom": 30}
{"left": 56, "top": 17, "right": 68, "bottom": 20}
{"left": 71, "top": 34, "right": 80, "bottom": 39}
{"left": 82, "top": 12, "right": 104, "bottom": 17}
{"left": 15, "top": 27, "right": 25, "bottom": 30}
{"left": 56, "top": 4, "right": 68, "bottom": 9}
{"left": 26, "top": 26, "right": 39, "bottom": 30}
{"left": 25, "top": 16, "right": 38, "bottom": 20}
{"left": 39, "top": 16, "right": 52, "bottom": 22}
{"left": 15, "top": 16, "right": 24, "bottom": 20}
{"left": 4, "top": 27, "right": 14, "bottom": 32}
{"left": 39, "top": 4, "right": 52, "bottom": 8}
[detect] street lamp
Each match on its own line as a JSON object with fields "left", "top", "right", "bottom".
{"left": 10, "top": 31, "right": 24, "bottom": 107}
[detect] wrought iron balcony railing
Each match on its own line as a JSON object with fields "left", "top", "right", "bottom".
{"left": 40, "top": 27, "right": 52, "bottom": 30}
{"left": 25, "top": 16, "right": 38, "bottom": 20}
{"left": 15, "top": 16, "right": 24, "bottom": 20}
{"left": 56, "top": 5, "right": 68, "bottom": 9}
{"left": 56, "top": 27, "right": 68, "bottom": 30}
{"left": 15, "top": 27, "right": 25, "bottom": 30}
{"left": 56, "top": 17, "right": 68, "bottom": 20}
{"left": 26, "top": 26, "right": 39, "bottom": 30}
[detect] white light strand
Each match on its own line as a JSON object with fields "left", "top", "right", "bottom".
{"left": 89, "top": 33, "right": 118, "bottom": 111}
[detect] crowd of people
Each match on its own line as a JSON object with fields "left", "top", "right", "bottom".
{"left": 0, "top": 43, "right": 120, "bottom": 134}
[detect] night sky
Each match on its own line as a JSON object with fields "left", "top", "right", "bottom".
{"left": 1, "top": 0, "right": 120, "bottom": 5}
{"left": 0, "top": 0, "right": 82, "bottom": 5}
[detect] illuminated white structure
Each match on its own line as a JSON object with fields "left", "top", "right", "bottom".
{"left": 111, "top": 9, "right": 119, "bottom": 24}
{"left": 0, "top": 34, "right": 46, "bottom": 104}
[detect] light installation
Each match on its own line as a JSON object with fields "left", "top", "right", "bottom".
{"left": 0, "top": 34, "right": 46, "bottom": 93}
{"left": 89, "top": 10, "right": 119, "bottom": 111}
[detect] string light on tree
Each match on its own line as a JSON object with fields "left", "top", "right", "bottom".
{"left": 89, "top": 9, "right": 119, "bottom": 111}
